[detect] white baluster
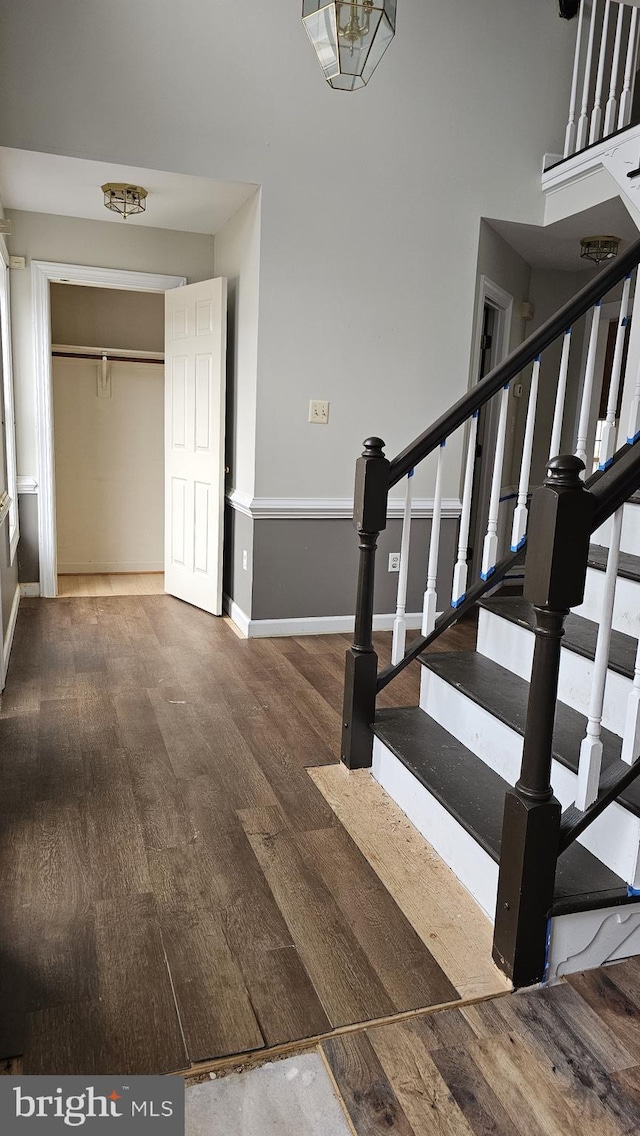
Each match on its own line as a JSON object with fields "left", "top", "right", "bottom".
{"left": 576, "top": 506, "right": 623, "bottom": 810}
{"left": 511, "top": 358, "right": 541, "bottom": 552}
{"left": 575, "top": 300, "right": 601, "bottom": 469}
{"left": 481, "top": 384, "right": 510, "bottom": 580}
{"left": 391, "top": 469, "right": 413, "bottom": 666}
{"left": 628, "top": 355, "right": 640, "bottom": 445}
{"left": 422, "top": 441, "right": 445, "bottom": 636}
{"left": 600, "top": 273, "right": 631, "bottom": 469}
{"left": 550, "top": 329, "right": 572, "bottom": 461}
{"left": 590, "top": 0, "right": 611, "bottom": 144}
{"left": 452, "top": 411, "right": 478, "bottom": 607}
{"left": 622, "top": 638, "right": 640, "bottom": 765}
{"left": 577, "top": 0, "right": 600, "bottom": 151}
{"left": 565, "top": 1, "right": 586, "bottom": 157}
{"left": 618, "top": 6, "right": 639, "bottom": 130}
{"left": 603, "top": 1, "right": 625, "bottom": 137}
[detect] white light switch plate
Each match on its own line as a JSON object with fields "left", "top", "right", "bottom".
{"left": 309, "top": 400, "right": 329, "bottom": 424}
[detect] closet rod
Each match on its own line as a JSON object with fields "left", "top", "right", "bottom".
{"left": 52, "top": 350, "right": 164, "bottom": 365}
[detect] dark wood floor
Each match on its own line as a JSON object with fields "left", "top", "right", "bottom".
{"left": 321, "top": 956, "right": 640, "bottom": 1135}
{"left": 0, "top": 595, "right": 475, "bottom": 1074}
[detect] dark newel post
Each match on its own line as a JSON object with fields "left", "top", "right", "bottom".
{"left": 341, "top": 437, "right": 390, "bottom": 770}
{"left": 492, "top": 455, "right": 595, "bottom": 987}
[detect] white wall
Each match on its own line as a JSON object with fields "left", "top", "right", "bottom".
{"left": 214, "top": 190, "right": 261, "bottom": 500}
{"left": 0, "top": 0, "right": 576, "bottom": 506}
{"left": 6, "top": 209, "right": 214, "bottom": 480}
{"left": 53, "top": 358, "right": 164, "bottom": 572}
{"left": 51, "top": 284, "right": 165, "bottom": 353}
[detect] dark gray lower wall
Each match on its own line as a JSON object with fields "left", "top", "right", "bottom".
{"left": 17, "top": 494, "right": 39, "bottom": 583}
{"left": 1, "top": 524, "right": 18, "bottom": 632}
{"left": 249, "top": 516, "right": 458, "bottom": 622}
{"left": 223, "top": 504, "right": 253, "bottom": 616}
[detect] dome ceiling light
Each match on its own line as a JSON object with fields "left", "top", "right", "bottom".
{"left": 101, "top": 183, "right": 148, "bottom": 220}
{"left": 579, "top": 235, "right": 620, "bottom": 265}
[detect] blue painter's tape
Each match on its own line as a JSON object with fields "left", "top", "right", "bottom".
{"left": 408, "top": 468, "right": 414, "bottom": 478}
{"left": 440, "top": 438, "right": 446, "bottom": 448}
{"left": 534, "top": 355, "right": 541, "bottom": 363}
{"left": 543, "top": 917, "right": 552, "bottom": 982}
{"left": 595, "top": 299, "right": 602, "bottom": 308}
{"left": 510, "top": 535, "right": 527, "bottom": 552}
{"left": 623, "top": 316, "right": 629, "bottom": 327}
{"left": 598, "top": 457, "right": 614, "bottom": 471}
{"left": 480, "top": 567, "right": 495, "bottom": 581}
{"left": 451, "top": 594, "right": 466, "bottom": 608}
{"left": 473, "top": 410, "right": 479, "bottom": 419}
{"left": 628, "top": 884, "right": 640, "bottom": 897}
{"left": 628, "top": 430, "right": 640, "bottom": 446}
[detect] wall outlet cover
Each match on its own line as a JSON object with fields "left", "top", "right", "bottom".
{"left": 309, "top": 399, "right": 329, "bottom": 424}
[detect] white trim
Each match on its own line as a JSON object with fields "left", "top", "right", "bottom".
{"left": 19, "top": 582, "right": 41, "bottom": 598}
{"left": 225, "top": 489, "right": 462, "bottom": 521}
{"left": 0, "top": 241, "right": 19, "bottom": 562}
{"left": 0, "top": 491, "right": 11, "bottom": 528}
{"left": 17, "top": 475, "right": 38, "bottom": 494}
{"left": 223, "top": 594, "right": 251, "bottom": 637}
{"left": 541, "top": 120, "right": 640, "bottom": 193}
{"left": 2, "top": 582, "right": 19, "bottom": 688}
{"left": 57, "top": 561, "right": 164, "bottom": 574}
{"left": 32, "top": 261, "right": 186, "bottom": 597}
{"left": 222, "top": 595, "right": 426, "bottom": 639}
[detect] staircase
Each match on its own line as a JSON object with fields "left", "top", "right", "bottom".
{"left": 342, "top": 243, "right": 640, "bottom": 989}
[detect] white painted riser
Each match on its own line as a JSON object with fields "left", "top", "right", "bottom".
{"left": 574, "top": 566, "right": 640, "bottom": 639}
{"left": 419, "top": 667, "right": 640, "bottom": 885}
{"left": 477, "top": 607, "right": 631, "bottom": 739}
{"left": 593, "top": 501, "right": 640, "bottom": 557}
{"left": 373, "top": 735, "right": 640, "bottom": 983}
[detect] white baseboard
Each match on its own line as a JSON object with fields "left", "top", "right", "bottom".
{"left": 2, "top": 582, "right": 20, "bottom": 687}
{"left": 222, "top": 595, "right": 424, "bottom": 638}
{"left": 19, "top": 582, "right": 40, "bottom": 598}
{"left": 57, "top": 562, "right": 164, "bottom": 574}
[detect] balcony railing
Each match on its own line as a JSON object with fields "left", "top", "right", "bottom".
{"left": 565, "top": 0, "right": 640, "bottom": 159}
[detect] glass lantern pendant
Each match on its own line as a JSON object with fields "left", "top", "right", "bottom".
{"left": 302, "top": 0, "right": 396, "bottom": 91}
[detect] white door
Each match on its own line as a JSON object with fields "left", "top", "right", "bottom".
{"left": 164, "top": 277, "right": 227, "bottom": 615}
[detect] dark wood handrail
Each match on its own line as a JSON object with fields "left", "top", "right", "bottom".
{"left": 589, "top": 441, "right": 640, "bottom": 529}
{"left": 388, "top": 238, "right": 640, "bottom": 487}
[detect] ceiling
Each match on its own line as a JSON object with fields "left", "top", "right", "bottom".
{"left": 0, "top": 147, "right": 258, "bottom": 235}
{"left": 487, "top": 196, "right": 639, "bottom": 274}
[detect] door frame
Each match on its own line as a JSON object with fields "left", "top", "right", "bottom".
{"left": 32, "top": 261, "right": 186, "bottom": 596}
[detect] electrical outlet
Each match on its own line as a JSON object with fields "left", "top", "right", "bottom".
{"left": 309, "top": 399, "right": 329, "bottom": 424}
{"left": 388, "top": 552, "right": 401, "bottom": 572}
{"left": 513, "top": 383, "right": 523, "bottom": 398}
{"left": 242, "top": 549, "right": 248, "bottom": 571}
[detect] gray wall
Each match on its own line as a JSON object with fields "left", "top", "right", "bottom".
{"left": 250, "top": 517, "right": 457, "bottom": 622}
{"left": 16, "top": 493, "right": 38, "bottom": 583}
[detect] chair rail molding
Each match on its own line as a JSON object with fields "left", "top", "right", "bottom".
{"left": 31, "top": 261, "right": 186, "bottom": 597}
{"left": 225, "top": 489, "right": 463, "bottom": 520}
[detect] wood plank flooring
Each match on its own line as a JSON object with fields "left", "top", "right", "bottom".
{"left": 57, "top": 573, "right": 165, "bottom": 597}
{"left": 320, "top": 957, "right": 640, "bottom": 1135}
{"left": 0, "top": 595, "right": 480, "bottom": 1074}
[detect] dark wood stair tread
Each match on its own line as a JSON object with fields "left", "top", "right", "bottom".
{"left": 373, "top": 707, "right": 636, "bottom": 916}
{"left": 588, "top": 543, "right": 640, "bottom": 582}
{"left": 420, "top": 650, "right": 640, "bottom": 819}
{"left": 478, "top": 595, "right": 637, "bottom": 680}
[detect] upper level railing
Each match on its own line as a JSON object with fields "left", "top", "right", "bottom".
{"left": 564, "top": 0, "right": 640, "bottom": 159}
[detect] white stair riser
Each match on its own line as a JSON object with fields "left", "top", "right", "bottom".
{"left": 372, "top": 736, "right": 498, "bottom": 919}
{"left": 420, "top": 668, "right": 640, "bottom": 883}
{"left": 548, "top": 904, "right": 640, "bottom": 983}
{"left": 574, "top": 567, "right": 640, "bottom": 639}
{"left": 593, "top": 502, "right": 640, "bottom": 557}
{"left": 477, "top": 607, "right": 631, "bottom": 739}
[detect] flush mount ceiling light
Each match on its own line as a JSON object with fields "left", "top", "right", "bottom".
{"left": 302, "top": 0, "right": 396, "bottom": 91}
{"left": 580, "top": 235, "right": 620, "bottom": 265}
{"left": 101, "top": 183, "right": 148, "bottom": 220}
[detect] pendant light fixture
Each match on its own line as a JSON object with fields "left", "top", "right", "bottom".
{"left": 302, "top": 0, "right": 396, "bottom": 90}
{"left": 102, "top": 183, "right": 148, "bottom": 220}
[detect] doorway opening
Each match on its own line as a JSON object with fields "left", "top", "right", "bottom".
{"left": 51, "top": 284, "right": 165, "bottom": 598}
{"left": 467, "top": 279, "right": 513, "bottom": 578}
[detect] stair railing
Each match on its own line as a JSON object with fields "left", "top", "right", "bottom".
{"left": 493, "top": 442, "right": 640, "bottom": 986}
{"left": 564, "top": 0, "right": 640, "bottom": 160}
{"left": 342, "top": 238, "right": 640, "bottom": 771}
